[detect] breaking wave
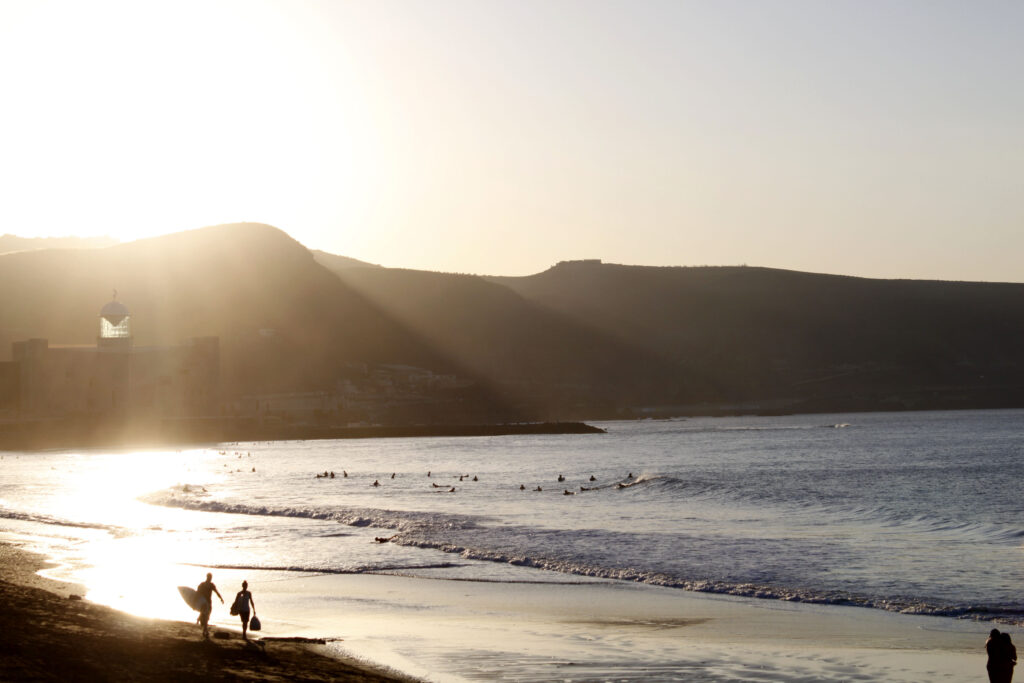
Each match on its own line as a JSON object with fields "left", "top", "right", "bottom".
{"left": 139, "top": 488, "right": 1024, "bottom": 626}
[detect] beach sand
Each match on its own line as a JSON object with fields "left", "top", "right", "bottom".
{"left": 257, "top": 569, "right": 994, "bottom": 683}
{"left": 2, "top": 538, "right": 1007, "bottom": 682}
{"left": 0, "top": 542, "right": 414, "bottom": 682}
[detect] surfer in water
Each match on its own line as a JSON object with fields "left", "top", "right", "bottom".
{"left": 196, "top": 572, "right": 224, "bottom": 639}
{"left": 233, "top": 581, "right": 256, "bottom": 641}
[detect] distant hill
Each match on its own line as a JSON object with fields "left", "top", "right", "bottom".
{"left": 322, "top": 266, "right": 679, "bottom": 418}
{"left": 0, "top": 224, "right": 514, "bottom": 419}
{"left": 311, "top": 250, "right": 381, "bottom": 271}
{"left": 0, "top": 234, "right": 118, "bottom": 254}
{"left": 4, "top": 226, "right": 1023, "bottom": 422}
{"left": 488, "top": 261, "right": 1024, "bottom": 413}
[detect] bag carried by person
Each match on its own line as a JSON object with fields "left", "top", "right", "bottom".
{"left": 230, "top": 593, "right": 245, "bottom": 618}
{"left": 248, "top": 615, "right": 261, "bottom": 631}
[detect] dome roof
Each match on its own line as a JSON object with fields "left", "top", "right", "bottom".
{"left": 100, "top": 299, "right": 130, "bottom": 324}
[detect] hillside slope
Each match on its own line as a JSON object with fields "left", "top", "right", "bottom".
{"left": 317, "top": 263, "right": 680, "bottom": 417}
{"left": 0, "top": 225, "right": 483, "bottom": 406}
{"left": 489, "top": 262, "right": 1024, "bottom": 411}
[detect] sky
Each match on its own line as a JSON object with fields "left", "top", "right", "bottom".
{"left": 1, "top": 0, "right": 1022, "bottom": 281}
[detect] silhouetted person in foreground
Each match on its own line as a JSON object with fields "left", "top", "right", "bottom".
{"left": 988, "top": 629, "right": 1018, "bottom": 683}
{"left": 1003, "top": 632, "right": 1018, "bottom": 683}
{"left": 232, "top": 580, "right": 256, "bottom": 641}
{"left": 196, "top": 572, "right": 224, "bottom": 639}
{"left": 989, "top": 629, "right": 1003, "bottom": 683}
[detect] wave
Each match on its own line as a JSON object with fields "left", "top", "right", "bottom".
{"left": 180, "top": 561, "right": 466, "bottom": 575}
{"left": 0, "top": 507, "right": 122, "bottom": 533}
{"left": 139, "top": 487, "right": 1024, "bottom": 626}
{"left": 140, "top": 489, "right": 484, "bottom": 533}
{"left": 391, "top": 535, "right": 1024, "bottom": 626}
{"left": 583, "top": 476, "right": 1024, "bottom": 544}
{"left": 144, "top": 480, "right": 1024, "bottom": 548}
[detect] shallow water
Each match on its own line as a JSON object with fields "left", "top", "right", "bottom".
{"left": 1, "top": 409, "right": 1022, "bottom": 679}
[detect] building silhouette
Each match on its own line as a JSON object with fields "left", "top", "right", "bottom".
{"left": 1, "top": 294, "right": 219, "bottom": 419}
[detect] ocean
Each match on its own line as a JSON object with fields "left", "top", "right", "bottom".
{"left": 1, "top": 409, "right": 1022, "bottom": 680}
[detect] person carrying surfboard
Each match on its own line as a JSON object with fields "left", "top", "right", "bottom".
{"left": 232, "top": 580, "right": 257, "bottom": 640}
{"left": 196, "top": 572, "right": 224, "bottom": 639}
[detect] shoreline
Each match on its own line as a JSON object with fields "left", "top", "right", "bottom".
{"left": 0, "top": 541, "right": 416, "bottom": 682}
{"left": 2, "top": 536, "right": 1006, "bottom": 682}
{"left": 0, "top": 419, "right": 605, "bottom": 451}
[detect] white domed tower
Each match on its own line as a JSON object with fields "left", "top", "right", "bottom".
{"left": 98, "top": 291, "right": 132, "bottom": 349}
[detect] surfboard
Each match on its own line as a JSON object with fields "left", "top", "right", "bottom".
{"left": 178, "top": 586, "right": 202, "bottom": 612}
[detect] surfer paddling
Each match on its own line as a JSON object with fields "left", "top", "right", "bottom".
{"left": 196, "top": 572, "right": 224, "bottom": 639}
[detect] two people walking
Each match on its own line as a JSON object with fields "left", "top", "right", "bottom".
{"left": 987, "top": 629, "right": 1018, "bottom": 683}
{"left": 195, "top": 572, "right": 258, "bottom": 640}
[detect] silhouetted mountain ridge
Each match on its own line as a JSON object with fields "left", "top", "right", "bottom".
{"left": 2, "top": 225, "right": 1021, "bottom": 421}
{"left": 487, "top": 261, "right": 1024, "bottom": 412}
{"left": 0, "top": 224, "right": 493, "bottom": 411}
{"left": 0, "top": 234, "right": 118, "bottom": 254}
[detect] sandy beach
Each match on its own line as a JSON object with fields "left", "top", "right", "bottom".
{"left": 3, "top": 536, "right": 1004, "bottom": 683}
{"left": 0, "top": 542, "right": 414, "bottom": 682}
{"left": 252, "top": 568, "right": 995, "bottom": 683}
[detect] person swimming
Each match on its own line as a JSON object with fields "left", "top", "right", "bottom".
{"left": 372, "top": 480, "right": 380, "bottom": 487}
{"left": 557, "top": 474, "right": 565, "bottom": 482}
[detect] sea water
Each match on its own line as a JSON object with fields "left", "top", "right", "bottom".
{"left": 1, "top": 409, "right": 1022, "bottom": 679}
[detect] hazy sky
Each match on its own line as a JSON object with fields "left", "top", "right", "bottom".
{"left": 1, "top": 1, "right": 1022, "bottom": 280}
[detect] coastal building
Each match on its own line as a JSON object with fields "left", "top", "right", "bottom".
{"left": 2, "top": 295, "right": 219, "bottom": 419}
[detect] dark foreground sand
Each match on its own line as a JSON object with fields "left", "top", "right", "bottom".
{"left": 0, "top": 543, "right": 413, "bottom": 682}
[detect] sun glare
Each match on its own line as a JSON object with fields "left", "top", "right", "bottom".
{"left": 34, "top": 448, "right": 233, "bottom": 620}
{"left": 0, "top": 0, "right": 368, "bottom": 245}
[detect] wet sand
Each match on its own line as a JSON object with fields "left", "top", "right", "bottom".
{"left": 2, "top": 538, "right": 1006, "bottom": 682}
{"left": 242, "top": 569, "right": 996, "bottom": 683}
{"left": 0, "top": 543, "right": 415, "bottom": 682}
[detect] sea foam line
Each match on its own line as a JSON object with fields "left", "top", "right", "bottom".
{"left": 141, "top": 489, "right": 1024, "bottom": 626}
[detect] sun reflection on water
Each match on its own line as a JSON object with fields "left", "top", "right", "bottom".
{"left": 11, "top": 448, "right": 241, "bottom": 622}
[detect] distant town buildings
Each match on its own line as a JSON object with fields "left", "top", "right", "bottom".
{"left": 0, "top": 295, "right": 475, "bottom": 428}
{"left": 0, "top": 295, "right": 219, "bottom": 419}
{"left": 226, "top": 362, "right": 471, "bottom": 425}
